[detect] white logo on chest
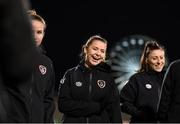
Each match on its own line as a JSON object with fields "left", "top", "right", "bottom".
{"left": 145, "top": 83, "right": 152, "bottom": 89}
{"left": 75, "top": 81, "right": 82, "bottom": 87}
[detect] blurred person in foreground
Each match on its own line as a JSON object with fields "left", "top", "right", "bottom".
{"left": 0, "top": 0, "right": 39, "bottom": 122}
{"left": 157, "top": 59, "right": 180, "bottom": 123}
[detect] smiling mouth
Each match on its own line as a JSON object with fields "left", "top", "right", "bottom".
{"left": 92, "top": 56, "right": 101, "bottom": 61}
{"left": 155, "top": 66, "right": 163, "bottom": 70}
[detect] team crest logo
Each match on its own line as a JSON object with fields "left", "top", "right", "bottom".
{"left": 75, "top": 81, "right": 82, "bottom": 87}
{"left": 97, "top": 80, "right": 106, "bottom": 88}
{"left": 39, "top": 65, "right": 47, "bottom": 75}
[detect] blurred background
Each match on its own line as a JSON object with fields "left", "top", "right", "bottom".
{"left": 30, "top": 1, "right": 178, "bottom": 123}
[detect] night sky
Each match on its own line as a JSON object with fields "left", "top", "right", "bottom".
{"left": 30, "top": 1, "right": 179, "bottom": 92}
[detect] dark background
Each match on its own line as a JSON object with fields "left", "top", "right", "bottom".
{"left": 30, "top": 1, "right": 179, "bottom": 92}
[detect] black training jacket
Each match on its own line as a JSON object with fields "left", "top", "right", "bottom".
{"left": 6, "top": 48, "right": 55, "bottom": 122}
{"left": 157, "top": 60, "right": 180, "bottom": 122}
{"left": 58, "top": 61, "right": 122, "bottom": 123}
{"left": 120, "top": 70, "right": 164, "bottom": 123}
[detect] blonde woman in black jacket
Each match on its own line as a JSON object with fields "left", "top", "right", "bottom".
{"left": 58, "top": 35, "right": 122, "bottom": 123}
{"left": 25, "top": 10, "right": 55, "bottom": 122}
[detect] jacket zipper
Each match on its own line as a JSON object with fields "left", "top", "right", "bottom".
{"left": 87, "top": 72, "right": 92, "bottom": 123}
{"left": 89, "top": 73, "right": 92, "bottom": 97}
{"left": 29, "top": 74, "right": 34, "bottom": 122}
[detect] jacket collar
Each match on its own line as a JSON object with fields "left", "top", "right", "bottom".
{"left": 78, "top": 59, "right": 111, "bottom": 73}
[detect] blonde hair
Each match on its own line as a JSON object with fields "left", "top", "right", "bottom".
{"left": 80, "top": 35, "right": 108, "bottom": 60}
{"left": 27, "top": 9, "right": 46, "bottom": 29}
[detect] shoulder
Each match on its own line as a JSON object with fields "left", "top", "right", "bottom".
{"left": 63, "top": 66, "right": 79, "bottom": 76}
{"left": 165, "top": 59, "right": 180, "bottom": 75}
{"left": 46, "top": 56, "right": 53, "bottom": 66}
{"left": 169, "top": 59, "right": 180, "bottom": 68}
{"left": 128, "top": 72, "right": 150, "bottom": 84}
{"left": 165, "top": 59, "right": 180, "bottom": 72}
{"left": 95, "top": 62, "right": 111, "bottom": 73}
{"left": 37, "top": 51, "right": 52, "bottom": 64}
{"left": 129, "top": 72, "right": 144, "bottom": 79}
{"left": 68, "top": 66, "right": 79, "bottom": 73}
{"left": 60, "top": 66, "right": 79, "bottom": 84}
{"left": 40, "top": 55, "right": 55, "bottom": 69}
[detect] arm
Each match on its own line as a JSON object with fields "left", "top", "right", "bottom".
{"left": 44, "top": 62, "right": 55, "bottom": 122}
{"left": 105, "top": 77, "right": 122, "bottom": 123}
{"left": 157, "top": 62, "right": 176, "bottom": 122}
{"left": 58, "top": 70, "right": 100, "bottom": 117}
{"left": 120, "top": 75, "right": 140, "bottom": 116}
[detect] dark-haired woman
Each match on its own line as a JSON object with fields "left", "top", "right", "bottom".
{"left": 120, "top": 41, "right": 166, "bottom": 123}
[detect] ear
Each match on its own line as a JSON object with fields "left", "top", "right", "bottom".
{"left": 84, "top": 46, "right": 87, "bottom": 54}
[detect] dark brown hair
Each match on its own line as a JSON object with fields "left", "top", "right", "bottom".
{"left": 138, "top": 40, "right": 165, "bottom": 72}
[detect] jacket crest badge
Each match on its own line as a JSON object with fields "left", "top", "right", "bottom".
{"left": 97, "top": 80, "right": 106, "bottom": 88}
{"left": 39, "top": 65, "right": 47, "bottom": 75}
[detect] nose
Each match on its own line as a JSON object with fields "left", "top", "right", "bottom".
{"left": 96, "top": 50, "right": 101, "bottom": 56}
{"left": 157, "top": 61, "right": 160, "bottom": 65}
{"left": 157, "top": 58, "right": 162, "bottom": 65}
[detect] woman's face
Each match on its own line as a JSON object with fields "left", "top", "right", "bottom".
{"left": 31, "top": 20, "right": 45, "bottom": 46}
{"left": 146, "top": 49, "right": 165, "bottom": 72}
{"left": 84, "top": 40, "right": 107, "bottom": 68}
